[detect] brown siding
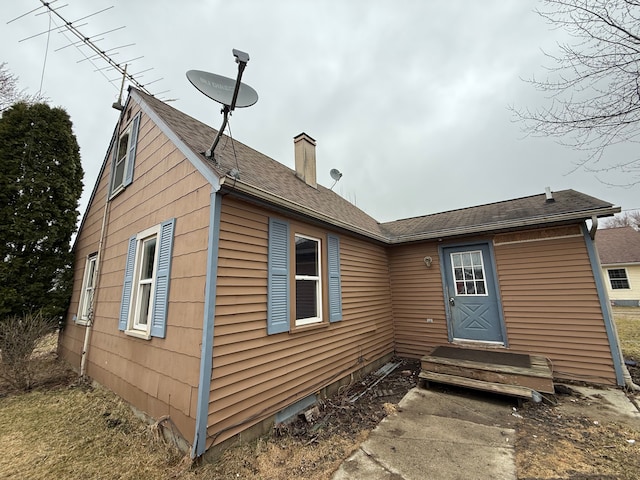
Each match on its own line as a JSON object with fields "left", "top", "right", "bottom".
{"left": 389, "top": 242, "right": 449, "bottom": 356}
{"left": 206, "top": 197, "right": 394, "bottom": 448}
{"left": 494, "top": 229, "right": 617, "bottom": 385}
{"left": 59, "top": 103, "right": 212, "bottom": 441}
{"left": 390, "top": 227, "right": 617, "bottom": 385}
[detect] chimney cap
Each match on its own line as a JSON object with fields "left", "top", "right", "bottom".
{"left": 294, "top": 132, "right": 316, "bottom": 143}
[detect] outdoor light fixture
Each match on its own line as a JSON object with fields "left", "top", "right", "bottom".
{"left": 423, "top": 256, "right": 433, "bottom": 268}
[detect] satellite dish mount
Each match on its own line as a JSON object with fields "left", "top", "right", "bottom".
{"left": 186, "top": 49, "right": 259, "bottom": 162}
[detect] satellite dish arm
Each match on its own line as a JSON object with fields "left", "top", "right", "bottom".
{"left": 229, "top": 49, "right": 249, "bottom": 112}
{"left": 206, "top": 105, "right": 229, "bottom": 159}
{"left": 206, "top": 49, "right": 250, "bottom": 159}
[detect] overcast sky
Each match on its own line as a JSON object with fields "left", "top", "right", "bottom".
{"left": 2, "top": 1, "right": 638, "bottom": 223}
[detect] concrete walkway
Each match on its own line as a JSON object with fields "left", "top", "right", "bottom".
{"left": 332, "top": 387, "right": 519, "bottom": 480}
{"left": 332, "top": 384, "right": 640, "bottom": 480}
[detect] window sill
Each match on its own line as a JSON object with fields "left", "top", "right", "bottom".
{"left": 74, "top": 315, "right": 89, "bottom": 326}
{"left": 109, "top": 185, "right": 125, "bottom": 200}
{"left": 124, "top": 329, "right": 151, "bottom": 340}
{"left": 290, "top": 320, "right": 330, "bottom": 335}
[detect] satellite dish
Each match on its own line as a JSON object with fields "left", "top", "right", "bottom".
{"left": 186, "top": 49, "right": 258, "bottom": 160}
{"left": 329, "top": 168, "right": 342, "bottom": 190}
{"left": 186, "top": 70, "right": 258, "bottom": 108}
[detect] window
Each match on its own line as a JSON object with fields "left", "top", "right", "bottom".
{"left": 132, "top": 235, "right": 158, "bottom": 331}
{"left": 77, "top": 254, "right": 98, "bottom": 324}
{"left": 608, "top": 268, "right": 630, "bottom": 290}
{"left": 295, "top": 235, "right": 322, "bottom": 326}
{"left": 267, "top": 218, "right": 342, "bottom": 335}
{"left": 118, "top": 219, "right": 175, "bottom": 339}
{"left": 110, "top": 113, "right": 140, "bottom": 196}
{"left": 450, "top": 250, "right": 488, "bottom": 296}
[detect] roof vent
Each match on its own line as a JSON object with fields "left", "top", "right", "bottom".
{"left": 545, "top": 187, "right": 555, "bottom": 203}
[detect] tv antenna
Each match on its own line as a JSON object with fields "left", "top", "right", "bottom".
{"left": 8, "top": 0, "right": 168, "bottom": 104}
{"left": 329, "top": 168, "right": 343, "bottom": 190}
{"left": 186, "top": 49, "right": 258, "bottom": 162}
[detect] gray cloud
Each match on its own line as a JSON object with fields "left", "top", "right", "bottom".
{"left": 2, "top": 1, "right": 637, "bottom": 226}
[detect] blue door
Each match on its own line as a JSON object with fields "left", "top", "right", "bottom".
{"left": 442, "top": 243, "right": 505, "bottom": 344}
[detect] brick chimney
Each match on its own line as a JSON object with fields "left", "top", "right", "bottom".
{"left": 294, "top": 133, "right": 317, "bottom": 188}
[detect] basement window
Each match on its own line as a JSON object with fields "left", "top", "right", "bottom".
{"left": 608, "top": 268, "right": 630, "bottom": 290}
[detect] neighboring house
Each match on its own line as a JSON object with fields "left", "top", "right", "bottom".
{"left": 59, "top": 87, "right": 626, "bottom": 460}
{"left": 597, "top": 226, "right": 640, "bottom": 307}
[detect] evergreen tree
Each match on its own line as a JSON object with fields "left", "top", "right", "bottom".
{"left": 0, "top": 102, "right": 83, "bottom": 323}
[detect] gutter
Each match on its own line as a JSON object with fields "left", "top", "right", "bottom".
{"left": 220, "top": 174, "right": 619, "bottom": 245}
{"left": 387, "top": 207, "right": 620, "bottom": 244}
{"left": 218, "top": 176, "right": 389, "bottom": 242}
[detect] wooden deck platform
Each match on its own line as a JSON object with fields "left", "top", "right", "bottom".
{"left": 419, "top": 346, "right": 554, "bottom": 400}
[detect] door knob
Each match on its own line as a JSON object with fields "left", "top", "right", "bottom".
{"left": 449, "top": 297, "right": 455, "bottom": 306}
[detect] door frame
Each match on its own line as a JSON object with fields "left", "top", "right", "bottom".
{"left": 438, "top": 240, "right": 508, "bottom": 346}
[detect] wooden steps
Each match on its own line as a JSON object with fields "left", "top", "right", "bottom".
{"left": 420, "top": 346, "right": 554, "bottom": 400}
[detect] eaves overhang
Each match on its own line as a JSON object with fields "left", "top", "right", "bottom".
{"left": 385, "top": 206, "right": 621, "bottom": 244}
{"left": 219, "top": 175, "right": 620, "bottom": 246}
{"left": 218, "top": 176, "right": 388, "bottom": 243}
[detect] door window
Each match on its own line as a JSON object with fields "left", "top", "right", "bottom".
{"left": 451, "top": 250, "right": 488, "bottom": 296}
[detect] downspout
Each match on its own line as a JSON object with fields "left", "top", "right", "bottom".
{"left": 80, "top": 117, "right": 122, "bottom": 378}
{"left": 582, "top": 221, "right": 640, "bottom": 391}
{"left": 192, "top": 190, "right": 222, "bottom": 458}
{"left": 79, "top": 196, "right": 110, "bottom": 377}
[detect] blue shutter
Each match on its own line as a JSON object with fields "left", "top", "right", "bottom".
{"left": 123, "top": 113, "right": 140, "bottom": 187}
{"left": 119, "top": 235, "right": 137, "bottom": 331}
{"left": 268, "top": 218, "right": 290, "bottom": 334}
{"left": 327, "top": 234, "right": 343, "bottom": 322}
{"left": 151, "top": 218, "right": 175, "bottom": 338}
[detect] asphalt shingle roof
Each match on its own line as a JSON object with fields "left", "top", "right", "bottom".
{"left": 134, "top": 90, "right": 618, "bottom": 244}
{"left": 596, "top": 226, "right": 640, "bottom": 265}
{"left": 380, "top": 190, "right": 615, "bottom": 241}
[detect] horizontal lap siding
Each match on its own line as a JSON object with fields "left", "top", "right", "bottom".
{"left": 59, "top": 106, "right": 211, "bottom": 441}
{"left": 494, "top": 233, "right": 617, "bottom": 384}
{"left": 390, "top": 243, "right": 448, "bottom": 357}
{"left": 207, "top": 198, "right": 394, "bottom": 447}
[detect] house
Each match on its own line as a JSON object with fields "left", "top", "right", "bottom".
{"left": 597, "top": 226, "right": 640, "bottom": 307}
{"left": 59, "top": 87, "right": 627, "bottom": 460}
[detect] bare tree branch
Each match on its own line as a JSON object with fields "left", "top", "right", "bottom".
{"left": 513, "top": 0, "right": 640, "bottom": 183}
{"left": 0, "top": 62, "right": 46, "bottom": 113}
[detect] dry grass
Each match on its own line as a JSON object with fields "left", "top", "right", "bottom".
{"left": 0, "top": 378, "right": 366, "bottom": 480}
{"left": 1, "top": 308, "right": 638, "bottom": 479}
{"left": 614, "top": 306, "right": 640, "bottom": 360}
{"left": 0, "top": 383, "right": 188, "bottom": 480}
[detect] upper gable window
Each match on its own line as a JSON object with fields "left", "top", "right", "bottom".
{"left": 110, "top": 113, "right": 141, "bottom": 197}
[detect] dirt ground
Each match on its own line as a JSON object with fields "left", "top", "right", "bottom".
{"left": 1, "top": 309, "right": 639, "bottom": 479}
{"left": 193, "top": 356, "right": 640, "bottom": 480}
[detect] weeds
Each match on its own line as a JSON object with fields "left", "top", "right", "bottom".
{"left": 0, "top": 310, "right": 56, "bottom": 391}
